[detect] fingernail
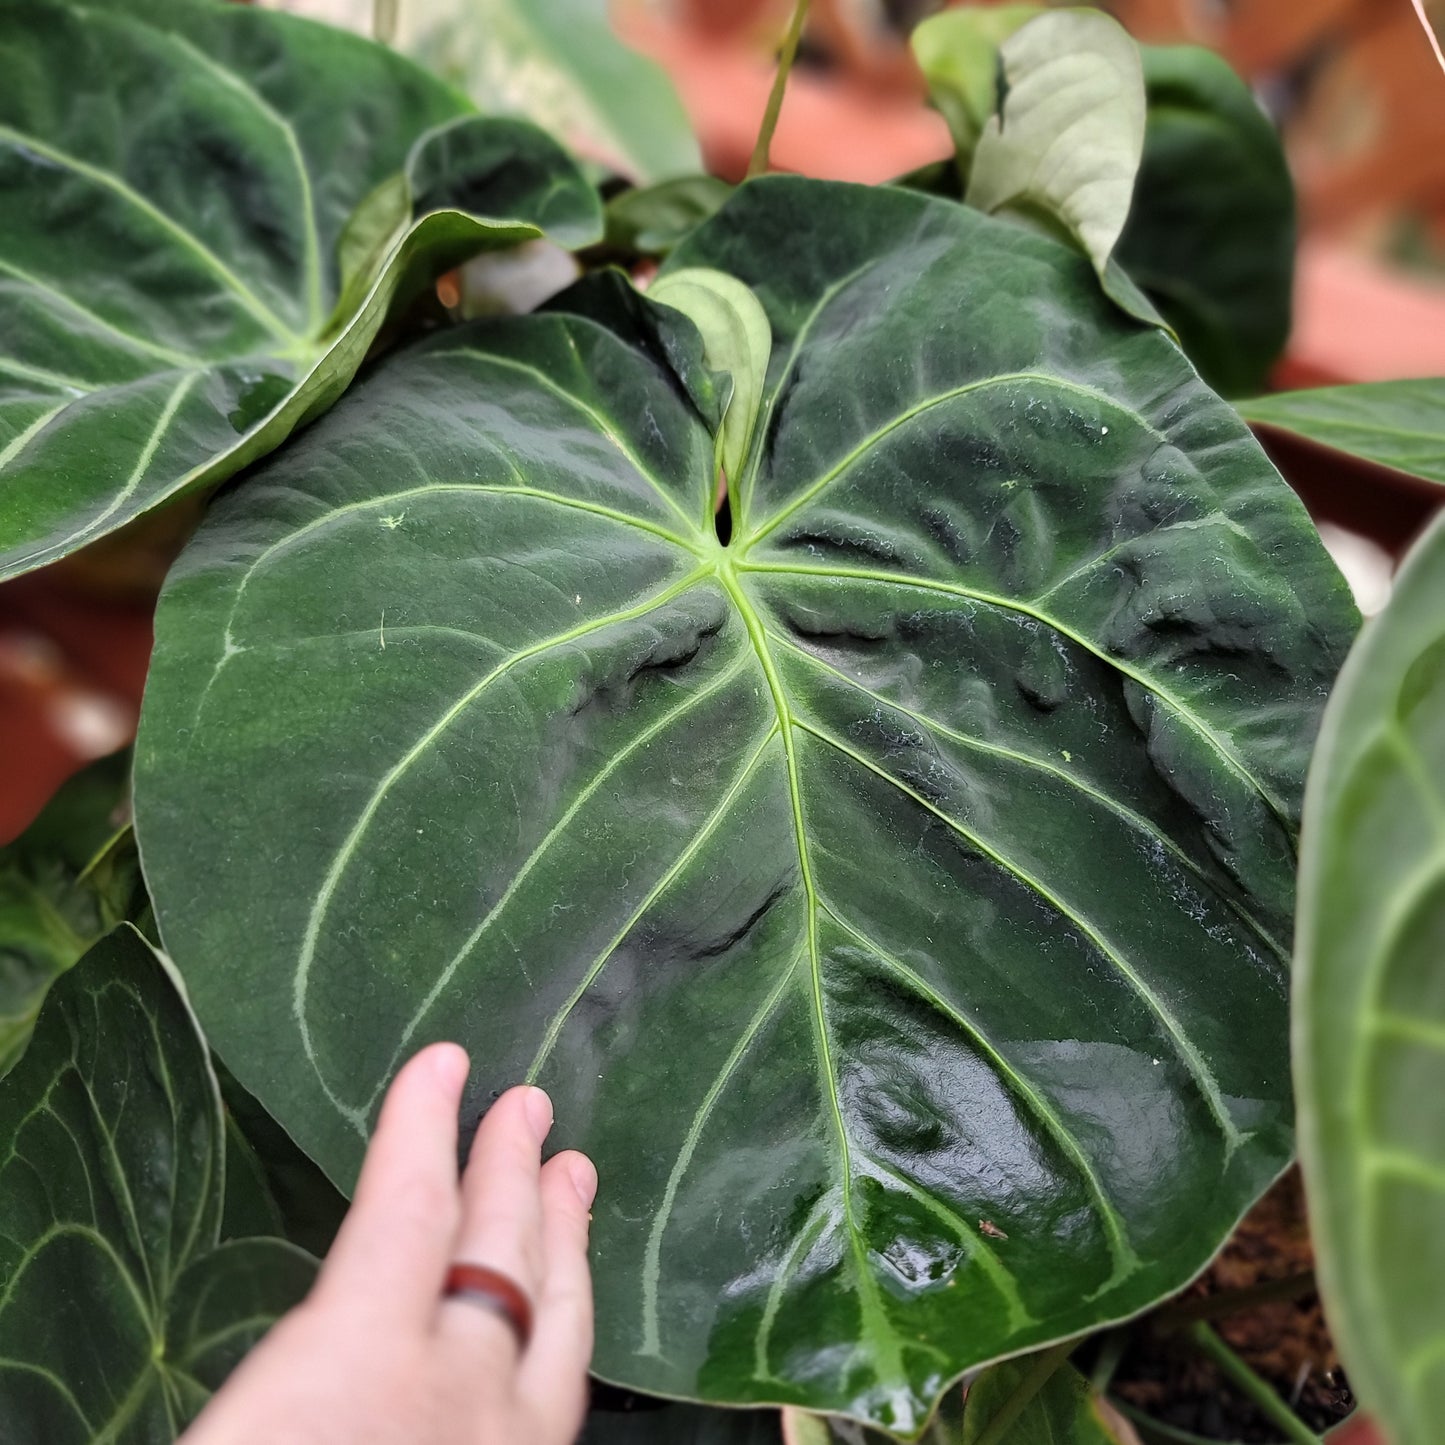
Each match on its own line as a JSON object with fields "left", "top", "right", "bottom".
{"left": 522, "top": 1086, "right": 553, "bottom": 1142}
{"left": 569, "top": 1154, "right": 598, "bottom": 1208}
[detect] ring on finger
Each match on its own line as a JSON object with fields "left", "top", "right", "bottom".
{"left": 441, "top": 1262, "right": 534, "bottom": 1350}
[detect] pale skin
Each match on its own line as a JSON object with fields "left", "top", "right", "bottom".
{"left": 182, "top": 1043, "right": 598, "bottom": 1445}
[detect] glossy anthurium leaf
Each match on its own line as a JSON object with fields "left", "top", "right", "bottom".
{"left": 1240, "top": 380, "right": 1445, "bottom": 487}
{"left": 1295, "top": 508, "right": 1445, "bottom": 1445}
{"left": 0, "top": 753, "right": 143, "bottom": 1075}
{"left": 398, "top": 0, "right": 702, "bottom": 183}
{"left": 0, "top": 0, "right": 601, "bottom": 581}
{"left": 1117, "top": 47, "right": 1295, "bottom": 399}
{"left": 134, "top": 177, "right": 1355, "bottom": 1430}
{"left": 0, "top": 925, "right": 316, "bottom": 1440}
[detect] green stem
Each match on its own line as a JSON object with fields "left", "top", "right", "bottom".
{"left": 1187, "top": 1322, "right": 1321, "bottom": 1445}
{"left": 1088, "top": 1327, "right": 1130, "bottom": 1392}
{"left": 746, "top": 0, "right": 811, "bottom": 179}
{"left": 971, "top": 1339, "right": 1074, "bottom": 1445}
{"left": 372, "top": 0, "right": 398, "bottom": 46}
{"left": 1154, "top": 1271, "right": 1317, "bottom": 1331}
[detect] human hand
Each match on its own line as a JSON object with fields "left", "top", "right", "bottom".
{"left": 183, "top": 1044, "right": 598, "bottom": 1445}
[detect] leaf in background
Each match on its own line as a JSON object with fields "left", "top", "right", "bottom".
{"left": 649, "top": 268, "right": 771, "bottom": 485}
{"left": 964, "top": 10, "right": 1150, "bottom": 324}
{"left": 1117, "top": 47, "right": 1295, "bottom": 398}
{"left": 781, "top": 1384, "right": 963, "bottom": 1441}
{"left": 0, "top": 0, "right": 601, "bottom": 581}
{"left": 1295, "top": 506, "right": 1445, "bottom": 1445}
{"left": 1240, "top": 380, "right": 1445, "bottom": 487}
{"left": 0, "top": 751, "right": 141, "bottom": 1074}
{"left": 0, "top": 926, "right": 316, "bottom": 1440}
{"left": 398, "top": 0, "right": 702, "bottom": 184}
{"left": 911, "top": 5, "right": 1044, "bottom": 174}
{"left": 582, "top": 1400, "right": 785, "bottom": 1443}
{"left": 961, "top": 1358, "right": 1129, "bottom": 1444}
{"left": 135, "top": 177, "right": 1355, "bottom": 1429}
{"left": 605, "top": 177, "right": 736, "bottom": 259}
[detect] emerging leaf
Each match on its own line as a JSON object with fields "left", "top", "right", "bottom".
{"left": 135, "top": 178, "right": 1355, "bottom": 1429}
{"left": 0, "top": 0, "right": 601, "bottom": 580}
{"left": 964, "top": 10, "right": 1146, "bottom": 309}
{"left": 0, "top": 926, "right": 316, "bottom": 1440}
{"left": 960, "top": 1358, "right": 1128, "bottom": 1444}
{"left": 1296, "top": 507, "right": 1445, "bottom": 1445}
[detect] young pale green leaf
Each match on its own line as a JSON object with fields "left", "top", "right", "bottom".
{"left": 1295, "top": 507, "right": 1445, "bottom": 1445}
{"left": 605, "top": 177, "right": 736, "bottom": 258}
{"left": 0, "top": 925, "right": 316, "bottom": 1440}
{"left": 961, "top": 1358, "right": 1126, "bottom": 1444}
{"left": 0, "top": 753, "right": 141, "bottom": 1075}
{"left": 0, "top": 0, "right": 601, "bottom": 581}
{"left": 1240, "top": 380, "right": 1445, "bottom": 487}
{"left": 1117, "top": 47, "right": 1295, "bottom": 398}
{"left": 399, "top": 0, "right": 701, "bottom": 184}
{"left": 649, "top": 268, "right": 772, "bottom": 486}
{"left": 965, "top": 10, "right": 1146, "bottom": 311}
{"left": 135, "top": 177, "right": 1355, "bottom": 1430}
{"left": 910, "top": 5, "right": 1044, "bottom": 172}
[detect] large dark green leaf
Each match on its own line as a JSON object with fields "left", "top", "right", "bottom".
{"left": 1241, "top": 380, "right": 1445, "bottom": 487}
{"left": 1295, "top": 507, "right": 1445, "bottom": 1445}
{"left": 134, "top": 178, "right": 1355, "bottom": 1430}
{"left": 398, "top": 0, "right": 701, "bottom": 184}
{"left": 0, "top": 0, "right": 601, "bottom": 580}
{"left": 0, "top": 753, "right": 142, "bottom": 1074}
{"left": 0, "top": 926, "right": 316, "bottom": 1440}
{"left": 1117, "top": 47, "right": 1295, "bottom": 399}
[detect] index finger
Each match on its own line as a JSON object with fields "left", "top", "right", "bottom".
{"left": 312, "top": 1042, "right": 469, "bottom": 1329}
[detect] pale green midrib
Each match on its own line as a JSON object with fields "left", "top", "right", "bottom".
{"left": 0, "top": 1357, "right": 93, "bottom": 1430}
{"left": 0, "top": 401, "right": 68, "bottom": 472}
{"left": 716, "top": 562, "right": 905, "bottom": 1388}
{"left": 0, "top": 355, "right": 95, "bottom": 393}
{"left": 361, "top": 650, "right": 754, "bottom": 1118}
{"left": 736, "top": 258, "right": 880, "bottom": 536}
{"left": 524, "top": 723, "right": 780, "bottom": 1082}
{"left": 131, "top": 17, "right": 328, "bottom": 333}
{"left": 0, "top": 257, "right": 197, "bottom": 368}
{"left": 0, "top": 125, "right": 301, "bottom": 344}
{"left": 740, "top": 558, "right": 1294, "bottom": 833}
{"left": 772, "top": 627, "right": 1289, "bottom": 967}
{"left": 793, "top": 714, "right": 1243, "bottom": 1154}
{"left": 753, "top": 1194, "right": 834, "bottom": 1382}
{"left": 819, "top": 901, "right": 1138, "bottom": 1281}
{"left": 639, "top": 956, "right": 803, "bottom": 1358}
{"left": 741, "top": 370, "right": 1168, "bottom": 551}
{"left": 419, "top": 348, "right": 701, "bottom": 535}
{"left": 295, "top": 567, "right": 712, "bottom": 1133}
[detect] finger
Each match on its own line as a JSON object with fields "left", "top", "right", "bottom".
{"left": 314, "top": 1043, "right": 468, "bottom": 1328}
{"left": 518, "top": 1149, "right": 597, "bottom": 1434}
{"left": 436, "top": 1084, "right": 551, "bottom": 1352}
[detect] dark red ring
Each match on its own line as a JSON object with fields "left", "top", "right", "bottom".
{"left": 441, "top": 1262, "right": 533, "bottom": 1349}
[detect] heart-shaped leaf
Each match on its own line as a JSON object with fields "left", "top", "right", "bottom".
{"left": 0, "top": 0, "right": 601, "bottom": 580}
{"left": 1117, "top": 47, "right": 1295, "bottom": 399}
{"left": 0, "top": 925, "right": 316, "bottom": 1440}
{"left": 1241, "top": 381, "right": 1445, "bottom": 487}
{"left": 135, "top": 177, "right": 1355, "bottom": 1430}
{"left": 1295, "top": 507, "right": 1445, "bottom": 1445}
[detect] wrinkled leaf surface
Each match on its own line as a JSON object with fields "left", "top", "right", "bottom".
{"left": 136, "top": 178, "right": 1354, "bottom": 1429}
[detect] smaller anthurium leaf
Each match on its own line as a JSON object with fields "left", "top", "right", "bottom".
{"left": 605, "top": 177, "right": 736, "bottom": 258}
{"left": 0, "top": 0, "right": 601, "bottom": 581}
{"left": 399, "top": 0, "right": 702, "bottom": 184}
{"left": 0, "top": 925, "right": 317, "bottom": 1441}
{"left": 1240, "top": 381, "right": 1445, "bottom": 487}
{"left": 222, "top": 1110, "right": 289, "bottom": 1242}
{"left": 782, "top": 1386, "right": 964, "bottom": 1442}
{"left": 960, "top": 1358, "right": 1128, "bottom": 1445}
{"left": 648, "top": 268, "right": 771, "bottom": 484}
{"left": 1117, "top": 47, "right": 1295, "bottom": 398}
{"left": 1296, "top": 507, "right": 1445, "bottom": 1445}
{"left": 963, "top": 9, "right": 1152, "bottom": 327}
{"left": 0, "top": 752, "right": 139, "bottom": 1075}
{"left": 583, "top": 1402, "right": 786, "bottom": 1444}
{"left": 910, "top": 5, "right": 1044, "bottom": 173}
